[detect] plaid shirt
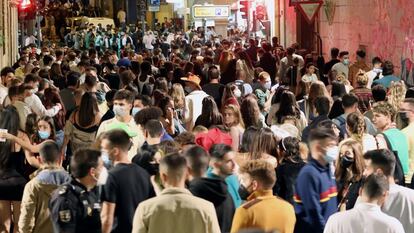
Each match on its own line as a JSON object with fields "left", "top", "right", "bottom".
{"left": 351, "top": 87, "right": 373, "bottom": 113}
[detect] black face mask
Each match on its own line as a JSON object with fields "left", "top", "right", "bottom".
{"left": 238, "top": 185, "right": 252, "bottom": 200}
{"left": 340, "top": 156, "right": 354, "bottom": 169}
{"left": 399, "top": 112, "right": 409, "bottom": 127}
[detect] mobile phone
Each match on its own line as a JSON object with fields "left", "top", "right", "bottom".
{"left": 0, "top": 129, "right": 8, "bottom": 142}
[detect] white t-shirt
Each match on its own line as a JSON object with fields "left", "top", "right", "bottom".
{"left": 324, "top": 203, "right": 404, "bottom": 233}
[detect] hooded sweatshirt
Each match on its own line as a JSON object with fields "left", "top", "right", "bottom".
{"left": 19, "top": 166, "right": 71, "bottom": 233}
{"left": 189, "top": 177, "right": 235, "bottom": 233}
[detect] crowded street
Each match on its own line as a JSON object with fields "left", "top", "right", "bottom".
{"left": 0, "top": 0, "right": 414, "bottom": 232}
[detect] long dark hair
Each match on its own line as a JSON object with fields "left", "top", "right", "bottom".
{"left": 78, "top": 92, "right": 99, "bottom": 127}
{"left": 32, "top": 116, "right": 56, "bottom": 143}
{"left": 275, "top": 91, "right": 301, "bottom": 124}
{"left": 237, "top": 50, "right": 254, "bottom": 69}
{"left": 196, "top": 96, "right": 223, "bottom": 128}
{"left": 0, "top": 106, "right": 20, "bottom": 172}
{"left": 278, "top": 137, "right": 302, "bottom": 163}
{"left": 240, "top": 96, "right": 261, "bottom": 128}
{"left": 158, "top": 95, "right": 173, "bottom": 118}
{"left": 43, "top": 88, "right": 66, "bottom": 130}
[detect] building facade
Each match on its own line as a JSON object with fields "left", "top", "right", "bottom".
{"left": 0, "top": 0, "right": 19, "bottom": 68}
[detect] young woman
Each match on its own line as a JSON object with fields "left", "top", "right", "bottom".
{"left": 221, "top": 83, "right": 240, "bottom": 109}
{"left": 223, "top": 104, "right": 245, "bottom": 152}
{"left": 0, "top": 106, "right": 27, "bottom": 233}
{"left": 274, "top": 91, "right": 307, "bottom": 137}
{"left": 42, "top": 88, "right": 66, "bottom": 148}
{"left": 346, "top": 112, "right": 377, "bottom": 152}
{"left": 240, "top": 95, "right": 266, "bottom": 128}
{"left": 194, "top": 96, "right": 223, "bottom": 129}
{"left": 62, "top": 92, "right": 102, "bottom": 154}
{"left": 157, "top": 95, "right": 186, "bottom": 136}
{"left": 301, "top": 63, "right": 318, "bottom": 83}
{"left": 249, "top": 127, "right": 278, "bottom": 167}
{"left": 298, "top": 81, "right": 331, "bottom": 123}
{"left": 273, "top": 137, "right": 306, "bottom": 204}
{"left": 170, "top": 83, "right": 186, "bottom": 124}
{"left": 335, "top": 139, "right": 365, "bottom": 210}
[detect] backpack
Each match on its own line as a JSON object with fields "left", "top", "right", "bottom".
{"left": 381, "top": 133, "right": 406, "bottom": 186}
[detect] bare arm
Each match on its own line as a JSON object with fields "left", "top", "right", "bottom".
{"left": 101, "top": 202, "right": 116, "bottom": 233}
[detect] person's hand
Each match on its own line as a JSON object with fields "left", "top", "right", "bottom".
{"left": 0, "top": 131, "right": 15, "bottom": 140}
{"left": 166, "top": 107, "right": 174, "bottom": 121}
{"left": 55, "top": 103, "right": 62, "bottom": 110}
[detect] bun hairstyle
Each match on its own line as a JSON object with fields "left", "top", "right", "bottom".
{"left": 278, "top": 137, "right": 300, "bottom": 163}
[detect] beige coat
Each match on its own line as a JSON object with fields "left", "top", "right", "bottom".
{"left": 132, "top": 187, "right": 221, "bottom": 233}
{"left": 19, "top": 167, "right": 71, "bottom": 233}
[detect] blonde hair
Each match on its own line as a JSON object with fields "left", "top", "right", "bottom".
{"left": 170, "top": 83, "right": 186, "bottom": 109}
{"left": 388, "top": 81, "right": 406, "bottom": 111}
{"left": 223, "top": 104, "right": 245, "bottom": 128}
{"left": 337, "top": 73, "right": 351, "bottom": 86}
{"left": 356, "top": 70, "right": 369, "bottom": 87}
{"left": 346, "top": 112, "right": 365, "bottom": 143}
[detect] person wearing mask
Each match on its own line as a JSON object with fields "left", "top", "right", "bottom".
{"left": 400, "top": 98, "right": 414, "bottom": 185}
{"left": 49, "top": 149, "right": 105, "bottom": 233}
{"left": 19, "top": 141, "right": 71, "bottom": 233}
{"left": 132, "top": 153, "right": 221, "bottom": 233}
{"left": 332, "top": 93, "right": 377, "bottom": 138}
{"left": 323, "top": 48, "right": 340, "bottom": 75}
{"left": 366, "top": 57, "right": 383, "bottom": 88}
{"left": 372, "top": 102, "right": 409, "bottom": 184}
{"left": 362, "top": 149, "right": 414, "bottom": 233}
{"left": 231, "top": 160, "right": 296, "bottom": 233}
{"left": 207, "top": 144, "right": 242, "bottom": 208}
{"left": 97, "top": 90, "right": 145, "bottom": 160}
{"left": 273, "top": 137, "right": 306, "bottom": 205}
{"left": 324, "top": 173, "right": 404, "bottom": 233}
{"left": 335, "top": 139, "right": 365, "bottom": 210}
{"left": 24, "top": 74, "right": 62, "bottom": 118}
{"left": 331, "top": 51, "right": 350, "bottom": 79}
{"left": 181, "top": 74, "right": 209, "bottom": 130}
{"left": 372, "top": 60, "right": 400, "bottom": 89}
{"left": 185, "top": 145, "right": 235, "bottom": 233}
{"left": 100, "top": 129, "right": 155, "bottom": 233}
{"left": 348, "top": 50, "right": 370, "bottom": 87}
{"left": 294, "top": 126, "right": 338, "bottom": 233}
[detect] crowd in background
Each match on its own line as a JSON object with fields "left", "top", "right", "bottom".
{"left": 1, "top": 22, "right": 414, "bottom": 233}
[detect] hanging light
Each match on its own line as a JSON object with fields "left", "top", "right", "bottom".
{"left": 20, "top": 0, "right": 31, "bottom": 9}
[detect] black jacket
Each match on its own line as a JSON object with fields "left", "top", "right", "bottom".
{"left": 273, "top": 159, "right": 306, "bottom": 205}
{"left": 189, "top": 177, "right": 235, "bottom": 233}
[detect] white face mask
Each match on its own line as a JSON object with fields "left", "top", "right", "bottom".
{"left": 264, "top": 81, "right": 272, "bottom": 90}
{"left": 234, "top": 88, "right": 242, "bottom": 98}
{"left": 113, "top": 105, "right": 129, "bottom": 117}
{"left": 96, "top": 167, "right": 108, "bottom": 186}
{"left": 324, "top": 146, "right": 339, "bottom": 163}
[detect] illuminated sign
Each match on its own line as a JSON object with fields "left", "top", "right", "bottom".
{"left": 193, "top": 5, "right": 230, "bottom": 18}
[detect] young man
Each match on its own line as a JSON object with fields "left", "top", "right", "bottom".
{"left": 372, "top": 102, "right": 409, "bottom": 183}
{"left": 331, "top": 51, "right": 350, "bottom": 79}
{"left": 49, "top": 149, "right": 105, "bottom": 233}
{"left": 362, "top": 149, "right": 414, "bottom": 233}
{"left": 19, "top": 142, "right": 71, "bottom": 233}
{"left": 59, "top": 71, "right": 80, "bottom": 116}
{"left": 97, "top": 90, "right": 145, "bottom": 160}
{"left": 302, "top": 96, "right": 331, "bottom": 143}
{"left": 202, "top": 66, "right": 224, "bottom": 109}
{"left": 372, "top": 61, "right": 400, "bottom": 89}
{"left": 100, "top": 129, "right": 155, "bottom": 233}
{"left": 364, "top": 84, "right": 387, "bottom": 121}
{"left": 294, "top": 126, "right": 338, "bottom": 233}
{"left": 366, "top": 56, "right": 383, "bottom": 88}
{"left": 324, "top": 174, "right": 404, "bottom": 233}
{"left": 132, "top": 153, "right": 220, "bottom": 233}
{"left": 207, "top": 144, "right": 242, "bottom": 208}
{"left": 332, "top": 93, "right": 377, "bottom": 137}
{"left": 132, "top": 119, "right": 164, "bottom": 176}
{"left": 185, "top": 145, "right": 235, "bottom": 233}
{"left": 231, "top": 160, "right": 296, "bottom": 233}
{"left": 348, "top": 50, "right": 370, "bottom": 87}
{"left": 400, "top": 98, "right": 414, "bottom": 184}
{"left": 323, "top": 48, "right": 340, "bottom": 75}
{"left": 0, "top": 67, "right": 14, "bottom": 106}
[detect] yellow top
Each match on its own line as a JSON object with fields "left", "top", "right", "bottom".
{"left": 402, "top": 122, "right": 414, "bottom": 183}
{"left": 230, "top": 190, "right": 296, "bottom": 233}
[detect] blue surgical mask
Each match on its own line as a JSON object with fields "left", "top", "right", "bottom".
{"left": 101, "top": 150, "right": 112, "bottom": 167}
{"left": 113, "top": 105, "right": 129, "bottom": 117}
{"left": 324, "top": 146, "right": 339, "bottom": 163}
{"left": 132, "top": 107, "right": 141, "bottom": 116}
{"left": 343, "top": 59, "right": 350, "bottom": 66}
{"left": 38, "top": 131, "right": 50, "bottom": 140}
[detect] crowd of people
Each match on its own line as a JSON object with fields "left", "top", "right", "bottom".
{"left": 1, "top": 23, "right": 414, "bottom": 233}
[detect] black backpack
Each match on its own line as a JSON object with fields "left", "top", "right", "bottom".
{"left": 381, "top": 133, "right": 406, "bottom": 186}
